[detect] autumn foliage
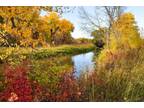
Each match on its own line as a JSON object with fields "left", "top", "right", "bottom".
{"left": 1, "top": 6, "right": 144, "bottom": 102}
{"left": 0, "top": 7, "right": 74, "bottom": 47}
{"left": 0, "top": 61, "right": 42, "bottom": 102}
{"left": 110, "top": 12, "right": 142, "bottom": 50}
{"left": 0, "top": 60, "right": 83, "bottom": 102}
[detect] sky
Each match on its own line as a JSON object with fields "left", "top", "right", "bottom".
{"left": 61, "top": 6, "right": 144, "bottom": 39}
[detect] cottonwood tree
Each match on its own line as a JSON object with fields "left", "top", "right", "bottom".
{"left": 0, "top": 7, "right": 41, "bottom": 47}
{"left": 43, "top": 12, "right": 74, "bottom": 45}
{"left": 0, "top": 6, "right": 74, "bottom": 47}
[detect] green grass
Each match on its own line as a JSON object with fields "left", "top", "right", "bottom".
{"left": 29, "top": 56, "right": 73, "bottom": 86}
{"left": 29, "top": 44, "right": 95, "bottom": 59}
{"left": 0, "top": 44, "right": 95, "bottom": 62}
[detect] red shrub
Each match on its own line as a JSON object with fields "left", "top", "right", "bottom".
{"left": 0, "top": 61, "right": 84, "bottom": 102}
{"left": 0, "top": 61, "right": 42, "bottom": 102}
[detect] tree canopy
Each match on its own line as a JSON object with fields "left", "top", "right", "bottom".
{"left": 109, "top": 12, "right": 142, "bottom": 50}
{"left": 0, "top": 7, "right": 74, "bottom": 47}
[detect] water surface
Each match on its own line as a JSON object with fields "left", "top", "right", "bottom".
{"left": 72, "top": 51, "right": 95, "bottom": 77}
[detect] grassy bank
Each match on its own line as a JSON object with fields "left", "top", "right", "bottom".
{"left": 0, "top": 44, "right": 95, "bottom": 63}
{"left": 29, "top": 44, "right": 95, "bottom": 59}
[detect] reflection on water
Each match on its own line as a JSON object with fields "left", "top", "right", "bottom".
{"left": 72, "top": 52, "right": 95, "bottom": 77}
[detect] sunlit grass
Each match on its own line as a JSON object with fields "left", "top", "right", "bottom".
{"left": 80, "top": 47, "right": 144, "bottom": 101}
{"left": 0, "top": 44, "right": 95, "bottom": 63}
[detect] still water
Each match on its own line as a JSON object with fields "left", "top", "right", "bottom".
{"left": 72, "top": 51, "right": 95, "bottom": 77}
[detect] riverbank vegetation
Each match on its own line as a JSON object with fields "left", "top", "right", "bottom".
{"left": 1, "top": 6, "right": 144, "bottom": 102}
{"left": 0, "top": 44, "right": 94, "bottom": 63}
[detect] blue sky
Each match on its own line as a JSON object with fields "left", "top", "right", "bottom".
{"left": 61, "top": 6, "right": 144, "bottom": 39}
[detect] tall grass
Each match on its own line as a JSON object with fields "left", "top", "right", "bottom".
{"left": 80, "top": 47, "right": 144, "bottom": 101}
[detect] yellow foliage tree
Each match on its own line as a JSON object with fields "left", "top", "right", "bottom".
{"left": 56, "top": 19, "right": 74, "bottom": 44}
{"left": 0, "top": 7, "right": 74, "bottom": 47}
{"left": 110, "top": 12, "right": 142, "bottom": 51}
{"left": 97, "top": 13, "right": 142, "bottom": 64}
{"left": 0, "top": 7, "right": 44, "bottom": 47}
{"left": 43, "top": 12, "right": 74, "bottom": 45}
